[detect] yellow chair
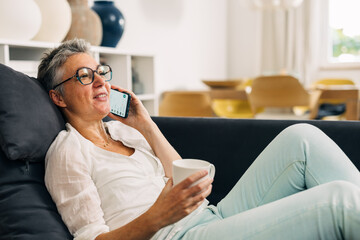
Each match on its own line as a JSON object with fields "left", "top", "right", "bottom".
{"left": 247, "top": 75, "right": 321, "bottom": 119}
{"left": 313, "top": 78, "right": 355, "bottom": 106}
{"left": 314, "top": 78, "right": 355, "bottom": 87}
{"left": 211, "top": 79, "right": 258, "bottom": 118}
{"left": 312, "top": 78, "right": 355, "bottom": 120}
{"left": 159, "top": 91, "right": 214, "bottom": 117}
{"left": 212, "top": 99, "right": 254, "bottom": 118}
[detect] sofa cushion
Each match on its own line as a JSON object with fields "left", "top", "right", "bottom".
{"left": 0, "top": 150, "right": 73, "bottom": 239}
{"left": 0, "top": 64, "right": 65, "bottom": 162}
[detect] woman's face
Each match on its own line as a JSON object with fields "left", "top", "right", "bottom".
{"left": 59, "top": 53, "right": 111, "bottom": 121}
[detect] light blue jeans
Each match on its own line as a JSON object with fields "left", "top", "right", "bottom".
{"left": 175, "top": 124, "right": 360, "bottom": 240}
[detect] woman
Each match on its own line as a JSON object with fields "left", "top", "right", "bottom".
{"left": 38, "top": 39, "right": 360, "bottom": 240}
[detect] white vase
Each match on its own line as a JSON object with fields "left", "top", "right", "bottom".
{"left": 32, "top": 0, "right": 72, "bottom": 42}
{"left": 0, "top": 0, "right": 42, "bottom": 41}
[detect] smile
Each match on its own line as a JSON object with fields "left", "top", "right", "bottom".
{"left": 95, "top": 94, "right": 107, "bottom": 98}
{"left": 94, "top": 92, "right": 108, "bottom": 99}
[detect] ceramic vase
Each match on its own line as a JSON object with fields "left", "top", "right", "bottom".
{"left": 64, "top": 0, "right": 102, "bottom": 46}
{"left": 92, "top": 0, "right": 125, "bottom": 47}
{"left": 32, "top": 0, "right": 72, "bottom": 42}
{"left": 0, "top": 0, "right": 42, "bottom": 40}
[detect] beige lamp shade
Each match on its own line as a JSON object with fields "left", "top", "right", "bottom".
{"left": 0, "top": 0, "right": 42, "bottom": 40}
{"left": 32, "top": 0, "right": 72, "bottom": 42}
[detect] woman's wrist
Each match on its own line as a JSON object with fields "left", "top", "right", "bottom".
{"left": 141, "top": 207, "right": 165, "bottom": 233}
{"left": 95, "top": 208, "right": 162, "bottom": 240}
{"left": 136, "top": 118, "right": 158, "bottom": 138}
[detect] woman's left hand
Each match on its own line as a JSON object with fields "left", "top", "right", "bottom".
{"left": 107, "top": 85, "right": 153, "bottom": 132}
{"left": 109, "top": 86, "right": 181, "bottom": 177}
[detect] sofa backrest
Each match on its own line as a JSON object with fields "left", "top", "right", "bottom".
{"left": 152, "top": 117, "right": 360, "bottom": 204}
{"left": 0, "top": 64, "right": 72, "bottom": 239}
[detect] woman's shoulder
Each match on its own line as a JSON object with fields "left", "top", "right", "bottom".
{"left": 50, "top": 123, "right": 82, "bottom": 149}
{"left": 45, "top": 123, "right": 88, "bottom": 162}
{"left": 44, "top": 124, "right": 93, "bottom": 189}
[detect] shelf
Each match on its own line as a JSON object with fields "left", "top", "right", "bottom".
{"left": 138, "top": 94, "right": 156, "bottom": 101}
{"left": 0, "top": 38, "right": 58, "bottom": 49}
{"left": 0, "top": 40, "right": 157, "bottom": 115}
{"left": 7, "top": 60, "right": 40, "bottom": 77}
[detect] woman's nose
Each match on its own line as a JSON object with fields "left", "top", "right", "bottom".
{"left": 92, "top": 73, "right": 106, "bottom": 87}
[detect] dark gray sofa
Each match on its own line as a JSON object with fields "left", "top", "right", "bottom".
{"left": 1, "top": 63, "right": 360, "bottom": 239}
{"left": 153, "top": 117, "right": 360, "bottom": 205}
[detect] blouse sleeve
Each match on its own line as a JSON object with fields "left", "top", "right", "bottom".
{"left": 44, "top": 134, "right": 109, "bottom": 240}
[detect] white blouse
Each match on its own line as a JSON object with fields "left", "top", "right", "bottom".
{"left": 44, "top": 121, "right": 208, "bottom": 240}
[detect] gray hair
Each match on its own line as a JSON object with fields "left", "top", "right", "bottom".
{"left": 37, "top": 39, "right": 91, "bottom": 95}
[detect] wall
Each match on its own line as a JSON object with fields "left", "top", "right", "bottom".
{"left": 227, "top": 0, "right": 262, "bottom": 79}
{"left": 113, "top": 0, "right": 228, "bottom": 93}
{"left": 110, "top": 0, "right": 360, "bottom": 93}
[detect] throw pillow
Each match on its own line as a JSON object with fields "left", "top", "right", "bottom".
{"left": 0, "top": 64, "right": 65, "bottom": 162}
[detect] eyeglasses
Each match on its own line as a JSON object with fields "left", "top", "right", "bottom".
{"left": 52, "top": 65, "right": 112, "bottom": 90}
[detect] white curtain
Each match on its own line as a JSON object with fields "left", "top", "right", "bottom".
{"left": 259, "top": 0, "right": 327, "bottom": 86}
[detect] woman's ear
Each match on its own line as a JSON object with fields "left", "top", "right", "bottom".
{"left": 49, "top": 90, "right": 67, "bottom": 108}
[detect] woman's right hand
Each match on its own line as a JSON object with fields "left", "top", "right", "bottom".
{"left": 146, "top": 170, "right": 213, "bottom": 230}
{"left": 95, "top": 171, "right": 213, "bottom": 240}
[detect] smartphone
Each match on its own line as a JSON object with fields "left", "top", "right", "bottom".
{"left": 110, "top": 89, "right": 131, "bottom": 118}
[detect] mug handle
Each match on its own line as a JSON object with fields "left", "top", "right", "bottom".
{"left": 209, "top": 164, "right": 215, "bottom": 179}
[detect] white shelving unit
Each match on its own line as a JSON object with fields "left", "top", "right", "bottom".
{"left": 0, "top": 39, "right": 158, "bottom": 115}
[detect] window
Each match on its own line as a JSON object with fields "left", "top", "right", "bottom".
{"left": 329, "top": 0, "right": 360, "bottom": 63}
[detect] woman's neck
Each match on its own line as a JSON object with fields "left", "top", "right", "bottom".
{"left": 69, "top": 118, "right": 110, "bottom": 147}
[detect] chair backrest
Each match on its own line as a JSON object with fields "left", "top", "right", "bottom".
{"left": 159, "top": 91, "right": 213, "bottom": 117}
{"left": 248, "top": 75, "right": 310, "bottom": 113}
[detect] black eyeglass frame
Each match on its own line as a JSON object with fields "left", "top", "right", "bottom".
{"left": 52, "top": 64, "right": 112, "bottom": 90}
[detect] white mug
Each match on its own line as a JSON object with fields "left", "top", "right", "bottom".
{"left": 172, "top": 159, "right": 215, "bottom": 186}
